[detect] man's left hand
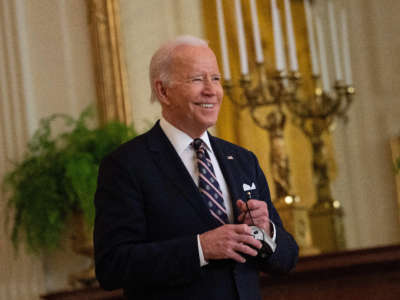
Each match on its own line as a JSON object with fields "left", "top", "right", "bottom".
{"left": 236, "top": 199, "right": 271, "bottom": 237}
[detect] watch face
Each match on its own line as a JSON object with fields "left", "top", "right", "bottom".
{"left": 249, "top": 226, "right": 274, "bottom": 260}
{"left": 250, "top": 226, "right": 265, "bottom": 240}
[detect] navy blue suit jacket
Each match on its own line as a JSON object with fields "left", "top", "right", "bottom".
{"left": 94, "top": 122, "right": 298, "bottom": 300}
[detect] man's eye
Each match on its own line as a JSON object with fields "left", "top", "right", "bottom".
{"left": 192, "top": 77, "right": 203, "bottom": 82}
{"left": 212, "top": 76, "right": 221, "bottom": 81}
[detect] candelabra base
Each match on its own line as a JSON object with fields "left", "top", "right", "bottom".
{"left": 308, "top": 204, "right": 346, "bottom": 253}
{"left": 274, "top": 197, "right": 319, "bottom": 256}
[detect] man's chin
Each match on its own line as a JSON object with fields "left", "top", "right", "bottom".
{"left": 202, "top": 120, "right": 218, "bottom": 130}
{"left": 198, "top": 114, "right": 219, "bottom": 126}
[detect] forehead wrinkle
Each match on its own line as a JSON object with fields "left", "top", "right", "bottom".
{"left": 172, "top": 46, "right": 217, "bottom": 66}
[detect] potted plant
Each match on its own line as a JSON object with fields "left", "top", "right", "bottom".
{"left": 3, "top": 107, "right": 136, "bottom": 258}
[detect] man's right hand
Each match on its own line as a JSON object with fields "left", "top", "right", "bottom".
{"left": 199, "top": 224, "right": 262, "bottom": 263}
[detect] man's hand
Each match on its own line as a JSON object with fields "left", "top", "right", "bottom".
{"left": 236, "top": 199, "right": 271, "bottom": 236}
{"left": 199, "top": 224, "right": 262, "bottom": 263}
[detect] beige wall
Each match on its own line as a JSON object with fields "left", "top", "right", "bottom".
{"left": 0, "top": 0, "right": 96, "bottom": 298}
{"left": 330, "top": 0, "right": 400, "bottom": 249}
{"left": 119, "top": 0, "right": 204, "bottom": 133}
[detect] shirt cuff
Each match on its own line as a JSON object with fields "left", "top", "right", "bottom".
{"left": 266, "top": 220, "right": 277, "bottom": 253}
{"left": 270, "top": 220, "right": 276, "bottom": 241}
{"left": 197, "top": 234, "right": 209, "bottom": 267}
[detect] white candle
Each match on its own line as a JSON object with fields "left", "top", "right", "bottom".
{"left": 271, "top": 0, "right": 287, "bottom": 71}
{"left": 328, "top": 0, "right": 343, "bottom": 81}
{"left": 276, "top": 2, "right": 287, "bottom": 71}
{"left": 234, "top": 0, "right": 249, "bottom": 75}
{"left": 249, "top": 0, "right": 264, "bottom": 63}
{"left": 340, "top": 7, "right": 353, "bottom": 85}
{"left": 315, "top": 15, "right": 330, "bottom": 92}
{"left": 304, "top": 0, "right": 319, "bottom": 75}
{"left": 284, "top": 0, "right": 298, "bottom": 71}
{"left": 216, "top": 0, "right": 231, "bottom": 80}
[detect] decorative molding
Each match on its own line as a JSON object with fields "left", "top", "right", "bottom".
{"left": 86, "top": 0, "right": 131, "bottom": 125}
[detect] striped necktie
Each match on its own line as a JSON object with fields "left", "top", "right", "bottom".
{"left": 193, "top": 138, "right": 229, "bottom": 225}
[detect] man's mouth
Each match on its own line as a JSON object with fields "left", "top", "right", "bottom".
{"left": 196, "top": 103, "right": 215, "bottom": 109}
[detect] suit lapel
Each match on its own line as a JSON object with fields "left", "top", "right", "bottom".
{"left": 209, "top": 135, "right": 241, "bottom": 223}
{"left": 146, "top": 122, "right": 219, "bottom": 226}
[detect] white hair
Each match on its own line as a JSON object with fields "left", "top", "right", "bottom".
{"left": 149, "top": 35, "right": 209, "bottom": 103}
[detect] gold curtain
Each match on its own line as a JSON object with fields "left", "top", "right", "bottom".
{"left": 202, "top": 0, "right": 337, "bottom": 207}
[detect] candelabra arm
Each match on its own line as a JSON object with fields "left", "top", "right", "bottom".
{"left": 336, "top": 83, "right": 355, "bottom": 119}
{"left": 255, "top": 62, "right": 274, "bottom": 105}
{"left": 223, "top": 79, "right": 247, "bottom": 109}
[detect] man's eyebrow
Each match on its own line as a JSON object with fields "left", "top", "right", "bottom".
{"left": 189, "top": 74, "right": 203, "bottom": 78}
{"left": 188, "top": 73, "right": 221, "bottom": 78}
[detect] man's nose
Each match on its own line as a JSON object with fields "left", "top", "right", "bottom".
{"left": 202, "top": 78, "right": 216, "bottom": 95}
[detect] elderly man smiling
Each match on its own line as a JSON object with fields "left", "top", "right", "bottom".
{"left": 94, "top": 35, "right": 298, "bottom": 300}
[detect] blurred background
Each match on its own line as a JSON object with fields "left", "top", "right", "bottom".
{"left": 0, "top": 0, "right": 399, "bottom": 299}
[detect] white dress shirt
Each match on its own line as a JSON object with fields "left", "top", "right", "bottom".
{"left": 160, "top": 117, "right": 234, "bottom": 266}
{"left": 160, "top": 118, "right": 234, "bottom": 222}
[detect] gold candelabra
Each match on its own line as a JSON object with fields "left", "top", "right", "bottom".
{"left": 284, "top": 75, "right": 355, "bottom": 252}
{"left": 224, "top": 61, "right": 355, "bottom": 253}
{"left": 285, "top": 76, "right": 355, "bottom": 210}
{"left": 224, "top": 63, "right": 316, "bottom": 255}
{"left": 224, "top": 63, "right": 294, "bottom": 202}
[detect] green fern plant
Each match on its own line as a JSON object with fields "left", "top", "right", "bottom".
{"left": 3, "top": 107, "right": 137, "bottom": 253}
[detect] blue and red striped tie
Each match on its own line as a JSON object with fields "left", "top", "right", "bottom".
{"left": 193, "top": 138, "right": 229, "bottom": 225}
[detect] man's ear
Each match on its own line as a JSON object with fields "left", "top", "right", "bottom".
{"left": 155, "top": 80, "right": 170, "bottom": 105}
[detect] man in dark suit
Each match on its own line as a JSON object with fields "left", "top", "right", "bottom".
{"left": 94, "top": 35, "right": 298, "bottom": 300}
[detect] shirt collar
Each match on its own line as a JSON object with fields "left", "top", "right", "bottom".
{"left": 160, "top": 117, "right": 213, "bottom": 155}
